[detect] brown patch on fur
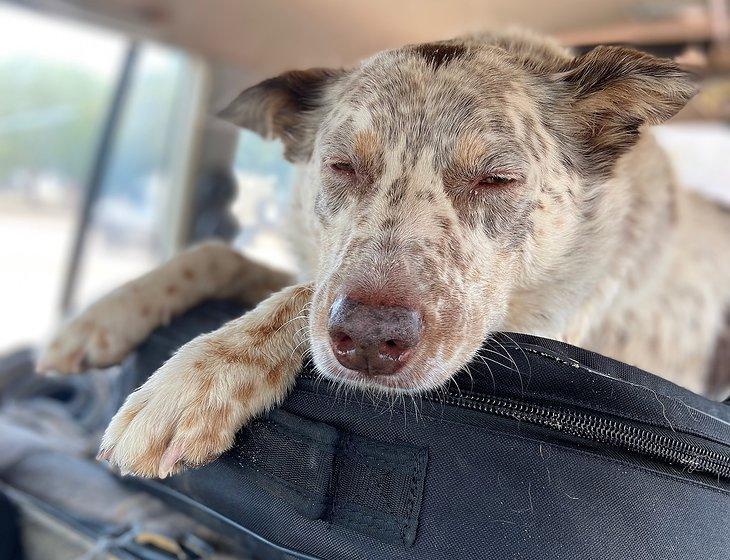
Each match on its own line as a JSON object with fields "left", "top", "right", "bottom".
{"left": 233, "top": 382, "right": 255, "bottom": 402}
{"left": 178, "top": 402, "right": 230, "bottom": 435}
{"left": 451, "top": 134, "right": 485, "bottom": 173}
{"left": 96, "top": 329, "right": 109, "bottom": 351}
{"left": 195, "top": 373, "right": 215, "bottom": 398}
{"left": 247, "top": 307, "right": 296, "bottom": 345}
{"left": 435, "top": 215, "right": 452, "bottom": 233}
{"left": 118, "top": 400, "right": 146, "bottom": 427}
{"left": 266, "top": 361, "right": 287, "bottom": 386}
{"left": 422, "top": 255, "right": 439, "bottom": 274}
{"left": 415, "top": 189, "right": 436, "bottom": 203}
{"left": 133, "top": 437, "right": 170, "bottom": 475}
{"left": 352, "top": 129, "right": 383, "bottom": 175}
{"left": 381, "top": 217, "right": 398, "bottom": 230}
{"left": 246, "top": 284, "right": 312, "bottom": 346}
{"left": 193, "top": 360, "right": 205, "bottom": 371}
{"left": 140, "top": 304, "right": 151, "bottom": 318}
{"left": 182, "top": 268, "right": 196, "bottom": 281}
{"left": 386, "top": 175, "right": 407, "bottom": 206}
{"left": 208, "top": 340, "right": 268, "bottom": 369}
{"left": 165, "top": 284, "right": 179, "bottom": 296}
{"left": 412, "top": 41, "right": 469, "bottom": 70}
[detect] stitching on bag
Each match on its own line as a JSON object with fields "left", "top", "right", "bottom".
{"left": 342, "top": 438, "right": 399, "bottom": 519}
{"left": 329, "top": 435, "right": 426, "bottom": 545}
{"left": 401, "top": 448, "right": 426, "bottom": 545}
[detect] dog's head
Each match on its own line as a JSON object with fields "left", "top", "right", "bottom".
{"left": 222, "top": 31, "right": 694, "bottom": 392}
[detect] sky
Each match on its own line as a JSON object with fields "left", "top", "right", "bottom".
{"left": 0, "top": 3, "right": 125, "bottom": 77}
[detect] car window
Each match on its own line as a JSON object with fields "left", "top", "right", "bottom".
{"left": 0, "top": 4, "right": 125, "bottom": 350}
{"left": 232, "top": 130, "right": 297, "bottom": 271}
{"left": 0, "top": 4, "right": 202, "bottom": 353}
{"left": 73, "top": 44, "right": 201, "bottom": 309}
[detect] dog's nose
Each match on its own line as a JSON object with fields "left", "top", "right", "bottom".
{"left": 328, "top": 296, "right": 422, "bottom": 376}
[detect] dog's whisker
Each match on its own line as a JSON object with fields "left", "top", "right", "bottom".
{"left": 473, "top": 353, "right": 497, "bottom": 392}
{"left": 499, "top": 332, "right": 533, "bottom": 380}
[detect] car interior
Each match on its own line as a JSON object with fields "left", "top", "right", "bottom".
{"left": 1, "top": 1, "right": 729, "bottom": 559}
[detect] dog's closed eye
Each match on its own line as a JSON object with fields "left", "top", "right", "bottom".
{"left": 328, "top": 161, "right": 357, "bottom": 176}
{"left": 472, "top": 173, "right": 520, "bottom": 190}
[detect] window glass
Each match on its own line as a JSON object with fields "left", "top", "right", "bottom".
{"left": 653, "top": 123, "right": 730, "bottom": 206}
{"left": 73, "top": 44, "right": 198, "bottom": 309}
{"left": 0, "top": 4, "right": 124, "bottom": 350}
{"left": 232, "top": 130, "right": 297, "bottom": 271}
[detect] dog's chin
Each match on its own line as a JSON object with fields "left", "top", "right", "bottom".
{"left": 309, "top": 338, "right": 440, "bottom": 394}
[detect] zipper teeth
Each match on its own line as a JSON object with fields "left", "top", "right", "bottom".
{"left": 298, "top": 371, "right": 730, "bottom": 479}
{"left": 426, "top": 392, "right": 730, "bottom": 479}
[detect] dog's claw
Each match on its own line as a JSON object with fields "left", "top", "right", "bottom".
{"left": 158, "top": 445, "right": 184, "bottom": 478}
{"left": 96, "top": 448, "right": 113, "bottom": 462}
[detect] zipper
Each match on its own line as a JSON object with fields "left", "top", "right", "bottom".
{"left": 299, "top": 370, "right": 730, "bottom": 480}
{"left": 424, "top": 391, "right": 730, "bottom": 480}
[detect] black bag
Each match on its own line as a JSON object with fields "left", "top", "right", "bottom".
{"left": 124, "top": 301, "right": 730, "bottom": 560}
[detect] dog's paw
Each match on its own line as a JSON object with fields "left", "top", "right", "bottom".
{"left": 37, "top": 288, "right": 162, "bottom": 375}
{"left": 97, "top": 338, "right": 284, "bottom": 478}
{"left": 37, "top": 316, "right": 128, "bottom": 375}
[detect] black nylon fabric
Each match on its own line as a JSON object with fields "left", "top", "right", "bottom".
{"left": 225, "top": 408, "right": 427, "bottom": 545}
{"left": 233, "top": 410, "right": 340, "bottom": 520}
{"left": 122, "top": 301, "right": 730, "bottom": 560}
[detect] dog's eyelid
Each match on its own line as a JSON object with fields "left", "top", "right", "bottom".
{"left": 323, "top": 151, "right": 377, "bottom": 176}
{"left": 323, "top": 153, "right": 353, "bottom": 165}
{"left": 481, "top": 168, "right": 523, "bottom": 179}
{"left": 472, "top": 168, "right": 525, "bottom": 185}
{"left": 323, "top": 157, "right": 361, "bottom": 180}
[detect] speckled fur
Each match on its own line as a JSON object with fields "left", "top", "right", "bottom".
{"left": 39, "top": 30, "right": 730, "bottom": 477}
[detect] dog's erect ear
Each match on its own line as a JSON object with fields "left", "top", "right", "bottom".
{"left": 556, "top": 46, "right": 696, "bottom": 174}
{"left": 218, "top": 68, "right": 345, "bottom": 162}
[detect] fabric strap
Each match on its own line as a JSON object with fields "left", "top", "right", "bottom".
{"left": 230, "top": 409, "right": 428, "bottom": 547}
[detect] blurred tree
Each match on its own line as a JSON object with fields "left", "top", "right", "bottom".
{"left": 101, "top": 55, "right": 184, "bottom": 205}
{"left": 0, "top": 57, "right": 111, "bottom": 188}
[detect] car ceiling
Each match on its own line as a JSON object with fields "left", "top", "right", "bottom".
{"left": 15, "top": 0, "right": 711, "bottom": 80}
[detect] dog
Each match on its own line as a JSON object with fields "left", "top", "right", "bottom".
{"left": 37, "top": 30, "right": 730, "bottom": 478}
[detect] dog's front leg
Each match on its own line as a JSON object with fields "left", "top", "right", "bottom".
{"left": 37, "top": 241, "right": 292, "bottom": 375}
{"left": 98, "top": 282, "right": 313, "bottom": 478}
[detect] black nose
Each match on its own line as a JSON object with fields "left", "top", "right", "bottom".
{"left": 327, "top": 296, "right": 422, "bottom": 376}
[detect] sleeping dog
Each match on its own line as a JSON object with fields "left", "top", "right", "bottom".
{"left": 37, "top": 30, "right": 730, "bottom": 477}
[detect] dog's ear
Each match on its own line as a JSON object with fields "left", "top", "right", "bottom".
{"left": 555, "top": 46, "right": 696, "bottom": 174}
{"left": 218, "top": 68, "right": 345, "bottom": 162}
